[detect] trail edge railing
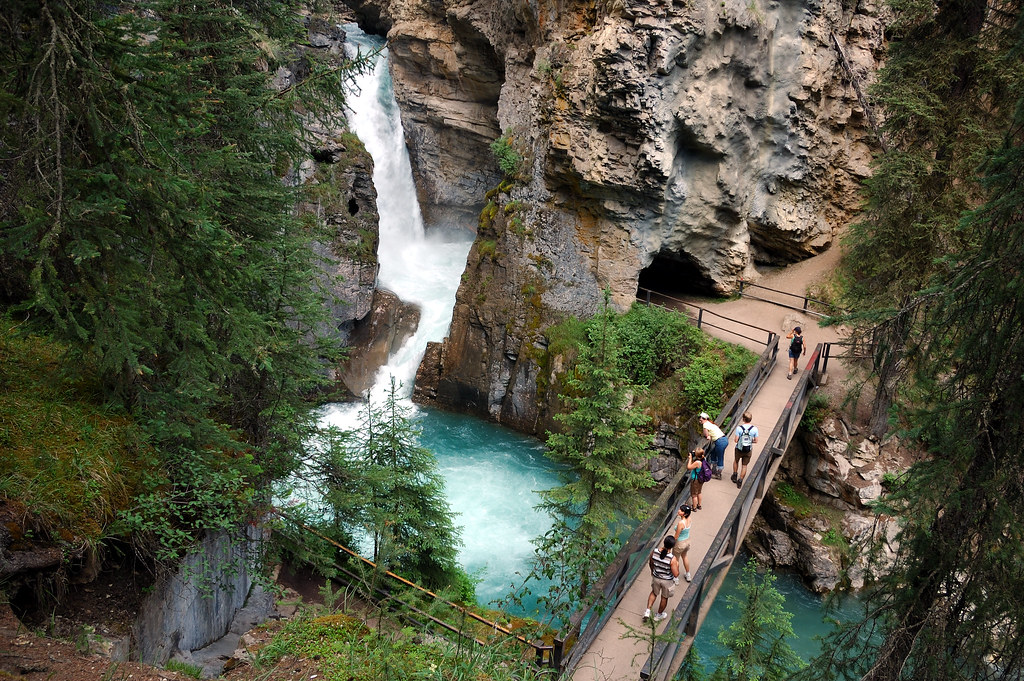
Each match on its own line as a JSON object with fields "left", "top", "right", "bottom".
{"left": 557, "top": 332, "right": 780, "bottom": 675}
{"left": 640, "top": 343, "right": 831, "bottom": 681}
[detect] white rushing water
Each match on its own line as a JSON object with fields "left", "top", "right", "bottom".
{"left": 310, "top": 26, "right": 560, "bottom": 613}
{"left": 325, "top": 25, "right": 474, "bottom": 418}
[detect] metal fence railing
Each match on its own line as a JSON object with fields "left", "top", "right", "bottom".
{"left": 273, "top": 512, "right": 564, "bottom": 669}
{"left": 637, "top": 287, "right": 777, "bottom": 348}
{"left": 558, "top": 334, "right": 781, "bottom": 676}
{"left": 640, "top": 344, "right": 831, "bottom": 681}
{"left": 736, "top": 279, "right": 837, "bottom": 318}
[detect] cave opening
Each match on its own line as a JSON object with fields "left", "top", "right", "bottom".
{"left": 637, "top": 250, "right": 717, "bottom": 301}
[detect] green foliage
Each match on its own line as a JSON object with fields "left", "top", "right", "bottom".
{"left": 253, "top": 608, "right": 536, "bottom": 681}
{"left": 310, "top": 378, "right": 464, "bottom": 592}
{"left": 712, "top": 559, "right": 804, "bottom": 681}
{"left": 0, "top": 318, "right": 149, "bottom": 546}
{"left": 680, "top": 355, "right": 726, "bottom": 415}
{"left": 532, "top": 290, "right": 654, "bottom": 621}
{"left": 478, "top": 240, "right": 498, "bottom": 261}
{"left": 614, "top": 303, "right": 699, "bottom": 386}
{"left": 544, "top": 316, "right": 588, "bottom": 357}
{"left": 834, "top": 0, "right": 1023, "bottom": 439}
{"left": 0, "top": 0, "right": 364, "bottom": 564}
{"left": 799, "top": 392, "right": 830, "bottom": 432}
{"left": 164, "top": 659, "right": 203, "bottom": 679}
{"left": 806, "top": 4, "right": 1024, "bottom": 679}
{"left": 489, "top": 133, "right": 524, "bottom": 178}
{"left": 773, "top": 482, "right": 813, "bottom": 519}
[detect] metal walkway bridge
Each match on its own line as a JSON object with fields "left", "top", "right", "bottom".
{"left": 275, "top": 279, "right": 848, "bottom": 681}
{"left": 557, "top": 283, "right": 845, "bottom": 681}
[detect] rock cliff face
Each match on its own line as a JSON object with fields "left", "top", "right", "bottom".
{"left": 284, "top": 13, "right": 384, "bottom": 390}
{"left": 347, "top": 0, "right": 885, "bottom": 431}
{"left": 745, "top": 414, "right": 918, "bottom": 592}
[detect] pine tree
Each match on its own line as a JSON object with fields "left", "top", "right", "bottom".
{"left": 531, "top": 289, "right": 654, "bottom": 619}
{"left": 0, "top": 0, "right": 361, "bottom": 559}
{"left": 332, "top": 379, "right": 464, "bottom": 591}
{"left": 836, "top": 0, "right": 1021, "bottom": 437}
{"left": 806, "top": 4, "right": 1024, "bottom": 679}
{"left": 712, "top": 560, "right": 804, "bottom": 681}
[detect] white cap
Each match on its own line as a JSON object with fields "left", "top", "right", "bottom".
{"left": 699, "top": 412, "right": 710, "bottom": 420}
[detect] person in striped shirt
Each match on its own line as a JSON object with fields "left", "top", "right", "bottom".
{"left": 644, "top": 535, "right": 680, "bottom": 622}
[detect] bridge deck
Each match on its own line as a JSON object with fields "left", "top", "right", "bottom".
{"left": 571, "top": 285, "right": 849, "bottom": 681}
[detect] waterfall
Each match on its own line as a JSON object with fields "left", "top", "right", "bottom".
{"left": 309, "top": 27, "right": 560, "bottom": 616}
{"left": 338, "top": 25, "right": 473, "bottom": 405}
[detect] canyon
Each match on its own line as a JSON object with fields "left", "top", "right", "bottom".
{"left": 333, "top": 0, "right": 885, "bottom": 431}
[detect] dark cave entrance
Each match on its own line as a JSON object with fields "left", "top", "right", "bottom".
{"left": 637, "top": 250, "right": 717, "bottom": 301}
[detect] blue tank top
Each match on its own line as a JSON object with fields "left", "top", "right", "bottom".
{"left": 678, "top": 522, "right": 690, "bottom": 542}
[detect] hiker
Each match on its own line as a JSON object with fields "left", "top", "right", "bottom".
{"left": 700, "top": 412, "right": 728, "bottom": 478}
{"left": 673, "top": 504, "right": 693, "bottom": 583}
{"left": 732, "top": 411, "right": 759, "bottom": 488}
{"left": 645, "top": 535, "right": 679, "bottom": 622}
{"left": 686, "top": 448, "right": 708, "bottom": 510}
{"left": 786, "top": 326, "right": 806, "bottom": 379}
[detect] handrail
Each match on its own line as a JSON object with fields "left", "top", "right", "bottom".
{"left": 737, "top": 279, "right": 834, "bottom": 318}
{"left": 558, "top": 334, "right": 780, "bottom": 675}
{"left": 640, "top": 344, "right": 829, "bottom": 681}
{"left": 272, "top": 511, "right": 563, "bottom": 669}
{"left": 636, "top": 287, "right": 777, "bottom": 348}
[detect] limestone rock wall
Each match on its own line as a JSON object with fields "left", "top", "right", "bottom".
{"left": 345, "top": 0, "right": 885, "bottom": 432}
{"left": 745, "top": 414, "right": 918, "bottom": 592}
{"left": 286, "top": 12, "right": 382, "bottom": 385}
{"left": 133, "top": 528, "right": 270, "bottom": 667}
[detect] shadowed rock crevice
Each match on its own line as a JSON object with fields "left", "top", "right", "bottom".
{"left": 638, "top": 250, "right": 718, "bottom": 297}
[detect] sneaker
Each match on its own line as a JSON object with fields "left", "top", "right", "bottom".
{"left": 653, "top": 612, "right": 668, "bottom": 622}
{"left": 643, "top": 608, "right": 651, "bottom": 620}
{"left": 685, "top": 572, "right": 692, "bottom": 582}
{"left": 736, "top": 478, "right": 743, "bottom": 489}
{"left": 787, "top": 373, "right": 792, "bottom": 380}
{"left": 673, "top": 577, "right": 679, "bottom": 585}
{"left": 730, "top": 472, "right": 738, "bottom": 483}
{"left": 713, "top": 470, "right": 722, "bottom": 480}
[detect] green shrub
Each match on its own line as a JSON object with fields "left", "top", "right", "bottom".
{"left": 490, "top": 134, "right": 523, "bottom": 178}
{"left": 545, "top": 316, "right": 588, "bottom": 357}
{"left": 679, "top": 354, "right": 725, "bottom": 414}
{"left": 800, "top": 392, "right": 830, "bottom": 432}
{"left": 614, "top": 303, "right": 695, "bottom": 387}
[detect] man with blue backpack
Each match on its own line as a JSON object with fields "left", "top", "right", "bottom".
{"left": 731, "top": 411, "right": 759, "bottom": 489}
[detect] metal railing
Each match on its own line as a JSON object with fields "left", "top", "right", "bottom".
{"left": 273, "top": 511, "right": 564, "bottom": 669}
{"left": 558, "top": 334, "right": 781, "bottom": 676}
{"left": 640, "top": 343, "right": 830, "bottom": 681}
{"left": 737, "top": 279, "right": 835, "bottom": 318}
{"left": 637, "top": 287, "right": 777, "bottom": 348}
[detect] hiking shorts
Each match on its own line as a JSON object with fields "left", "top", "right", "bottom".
{"left": 651, "top": 577, "right": 675, "bottom": 599}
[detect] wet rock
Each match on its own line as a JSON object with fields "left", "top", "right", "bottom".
{"left": 338, "top": 290, "right": 421, "bottom": 397}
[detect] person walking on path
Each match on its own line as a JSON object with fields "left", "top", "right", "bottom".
{"left": 731, "top": 411, "right": 758, "bottom": 488}
{"left": 786, "top": 326, "right": 806, "bottom": 379}
{"left": 673, "top": 504, "right": 693, "bottom": 583}
{"left": 700, "top": 412, "right": 728, "bottom": 478}
{"left": 686, "top": 448, "right": 707, "bottom": 510}
{"left": 645, "top": 535, "right": 679, "bottom": 622}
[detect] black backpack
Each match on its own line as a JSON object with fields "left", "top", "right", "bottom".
{"left": 790, "top": 334, "right": 803, "bottom": 354}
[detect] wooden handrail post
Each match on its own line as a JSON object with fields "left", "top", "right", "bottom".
{"left": 697, "top": 308, "right": 704, "bottom": 329}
